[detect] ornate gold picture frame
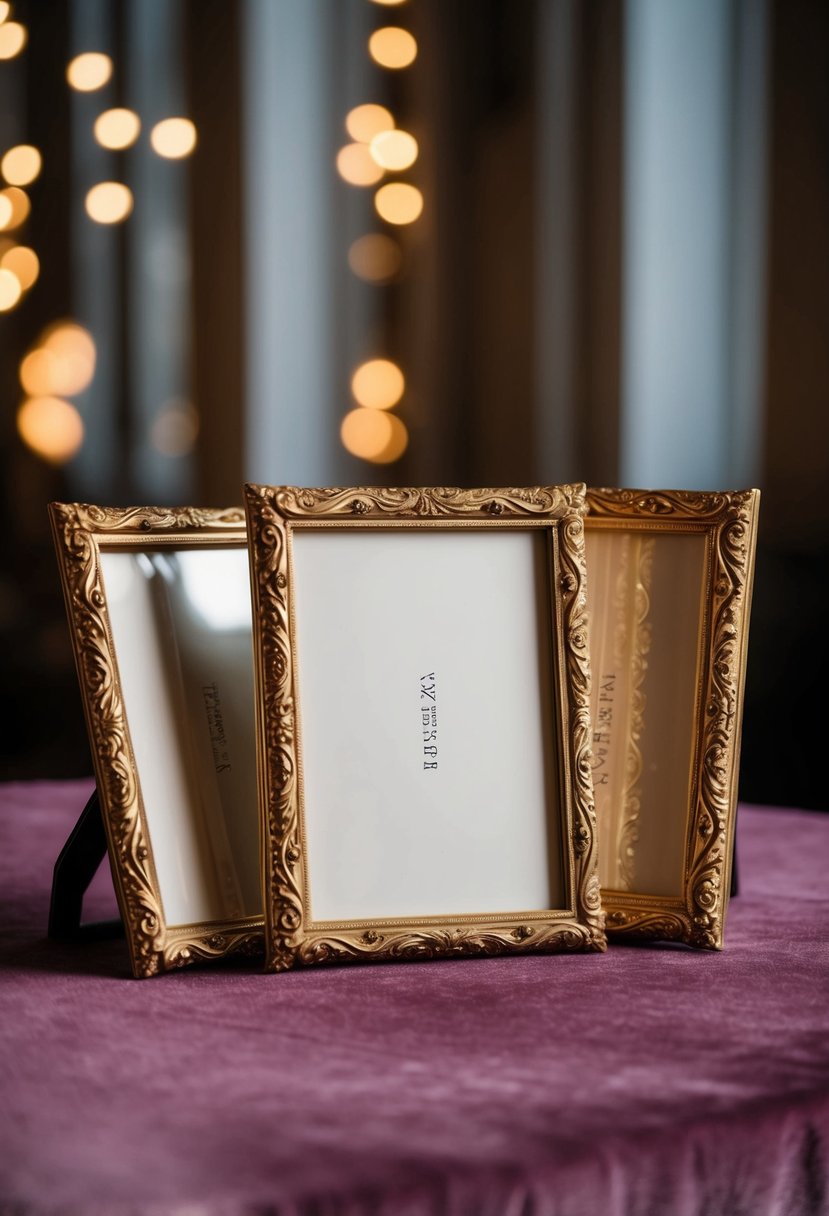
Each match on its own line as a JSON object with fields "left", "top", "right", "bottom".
{"left": 584, "top": 488, "right": 760, "bottom": 948}
{"left": 50, "top": 503, "right": 264, "bottom": 977}
{"left": 244, "top": 484, "right": 606, "bottom": 972}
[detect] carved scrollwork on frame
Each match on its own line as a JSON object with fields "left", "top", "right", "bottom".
{"left": 244, "top": 483, "right": 606, "bottom": 973}
{"left": 49, "top": 502, "right": 262, "bottom": 977}
{"left": 585, "top": 488, "right": 761, "bottom": 949}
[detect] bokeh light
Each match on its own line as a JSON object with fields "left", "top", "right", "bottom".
{"left": 0, "top": 21, "right": 26, "bottom": 60}
{"left": 369, "top": 0, "right": 408, "bottom": 5}
{"left": 150, "top": 399, "right": 199, "bottom": 456}
{"left": 341, "top": 408, "right": 408, "bottom": 463}
{"left": 341, "top": 408, "right": 392, "bottom": 460}
{"left": 41, "top": 321, "right": 96, "bottom": 394}
{"left": 1, "top": 145, "right": 41, "bottom": 187}
{"left": 20, "top": 322, "right": 97, "bottom": 398}
{"left": 17, "top": 397, "right": 84, "bottom": 464}
{"left": 375, "top": 182, "right": 423, "bottom": 225}
{"left": 66, "top": 52, "right": 112, "bottom": 91}
{"left": 351, "top": 358, "right": 405, "bottom": 410}
{"left": 345, "top": 104, "right": 394, "bottom": 144}
{"left": 368, "top": 27, "right": 417, "bottom": 69}
{"left": 150, "top": 118, "right": 197, "bottom": 159}
{"left": 336, "top": 143, "right": 384, "bottom": 187}
{"left": 348, "top": 234, "right": 402, "bottom": 283}
{"left": 0, "top": 3, "right": 10, "bottom": 24}
{"left": 0, "top": 266, "right": 21, "bottom": 311}
{"left": 1, "top": 245, "right": 39, "bottom": 290}
{"left": 0, "top": 187, "right": 30, "bottom": 230}
{"left": 85, "top": 181, "right": 133, "bottom": 224}
{"left": 370, "top": 129, "right": 418, "bottom": 171}
{"left": 94, "top": 108, "right": 141, "bottom": 151}
{"left": 375, "top": 413, "right": 408, "bottom": 462}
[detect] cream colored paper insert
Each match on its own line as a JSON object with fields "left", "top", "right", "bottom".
{"left": 585, "top": 529, "right": 707, "bottom": 897}
{"left": 291, "top": 529, "right": 564, "bottom": 922}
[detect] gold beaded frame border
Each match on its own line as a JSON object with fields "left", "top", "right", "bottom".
{"left": 586, "top": 488, "right": 761, "bottom": 948}
{"left": 49, "top": 503, "right": 264, "bottom": 977}
{"left": 244, "top": 484, "right": 607, "bottom": 972}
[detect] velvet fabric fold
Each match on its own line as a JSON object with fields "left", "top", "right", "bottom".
{"left": 1, "top": 780, "right": 828, "bottom": 1215}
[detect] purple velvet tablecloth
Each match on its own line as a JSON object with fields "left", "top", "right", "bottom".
{"left": 1, "top": 780, "right": 828, "bottom": 1215}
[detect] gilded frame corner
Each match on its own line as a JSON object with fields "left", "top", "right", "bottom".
{"left": 49, "top": 502, "right": 265, "bottom": 977}
{"left": 585, "top": 487, "right": 761, "bottom": 949}
{"left": 244, "top": 484, "right": 606, "bottom": 973}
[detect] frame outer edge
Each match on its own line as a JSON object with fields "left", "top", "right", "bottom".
{"left": 246, "top": 483, "right": 606, "bottom": 970}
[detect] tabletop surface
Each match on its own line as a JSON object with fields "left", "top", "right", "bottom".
{"left": 1, "top": 779, "right": 828, "bottom": 1215}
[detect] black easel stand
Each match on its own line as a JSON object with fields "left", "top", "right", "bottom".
{"left": 48, "top": 789, "right": 123, "bottom": 941}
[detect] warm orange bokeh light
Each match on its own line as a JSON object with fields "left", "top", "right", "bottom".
{"left": 1, "top": 145, "right": 41, "bottom": 187}
{"left": 374, "top": 413, "right": 408, "bottom": 463}
{"left": 0, "top": 21, "right": 26, "bottom": 60}
{"left": 336, "top": 143, "right": 384, "bottom": 187}
{"left": 66, "top": 52, "right": 112, "bottom": 91}
{"left": 0, "top": 266, "right": 21, "bottom": 310}
{"left": 17, "top": 397, "right": 85, "bottom": 464}
{"left": 370, "top": 129, "right": 418, "bottom": 171}
{"left": 0, "top": 187, "right": 30, "bottom": 230}
{"left": 368, "top": 27, "right": 417, "bottom": 69}
{"left": 341, "top": 408, "right": 392, "bottom": 460}
{"left": 1, "top": 245, "right": 39, "bottom": 290}
{"left": 351, "top": 358, "right": 405, "bottom": 410}
{"left": 348, "top": 234, "right": 403, "bottom": 283}
{"left": 369, "top": 0, "right": 408, "bottom": 5}
{"left": 341, "top": 408, "right": 408, "bottom": 463}
{"left": 94, "top": 108, "right": 141, "bottom": 151}
{"left": 0, "top": 3, "right": 11, "bottom": 24}
{"left": 21, "top": 322, "right": 97, "bottom": 398}
{"left": 150, "top": 118, "right": 197, "bottom": 159}
{"left": 375, "top": 182, "right": 423, "bottom": 225}
{"left": 85, "top": 181, "right": 133, "bottom": 224}
{"left": 345, "top": 104, "right": 394, "bottom": 145}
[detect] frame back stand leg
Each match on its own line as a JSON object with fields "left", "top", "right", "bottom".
{"left": 48, "top": 789, "right": 124, "bottom": 941}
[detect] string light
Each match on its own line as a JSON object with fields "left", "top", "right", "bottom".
{"left": 1, "top": 145, "right": 41, "bottom": 187}
{"left": 150, "top": 118, "right": 197, "bottom": 159}
{"left": 348, "top": 234, "right": 402, "bottom": 283}
{"left": 369, "top": 129, "right": 417, "bottom": 171}
{"left": 368, "top": 27, "right": 417, "bottom": 69}
{"left": 336, "top": 142, "right": 384, "bottom": 187}
{"left": 345, "top": 104, "right": 394, "bottom": 144}
{"left": 375, "top": 182, "right": 423, "bottom": 225}
{"left": 94, "top": 108, "right": 141, "bottom": 151}
{"left": 85, "top": 181, "right": 133, "bottom": 224}
{"left": 17, "top": 396, "right": 85, "bottom": 464}
{"left": 351, "top": 359, "right": 405, "bottom": 410}
{"left": 338, "top": 3, "right": 421, "bottom": 462}
{"left": 66, "top": 52, "right": 112, "bottom": 91}
{"left": 0, "top": 21, "right": 26, "bottom": 60}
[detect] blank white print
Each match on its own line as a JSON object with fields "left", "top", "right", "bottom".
{"left": 291, "top": 529, "right": 564, "bottom": 922}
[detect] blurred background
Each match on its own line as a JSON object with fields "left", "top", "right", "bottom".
{"left": 0, "top": 0, "right": 826, "bottom": 808}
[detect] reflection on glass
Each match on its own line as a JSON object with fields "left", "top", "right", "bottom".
{"left": 585, "top": 529, "right": 706, "bottom": 897}
{"left": 100, "top": 547, "right": 258, "bottom": 926}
